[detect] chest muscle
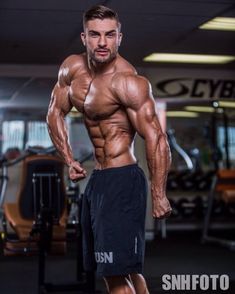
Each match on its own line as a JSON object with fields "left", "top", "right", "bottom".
{"left": 84, "top": 79, "right": 119, "bottom": 120}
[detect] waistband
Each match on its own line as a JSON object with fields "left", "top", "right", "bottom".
{"left": 92, "top": 163, "right": 139, "bottom": 175}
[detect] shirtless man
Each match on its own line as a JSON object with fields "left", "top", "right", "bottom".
{"left": 47, "top": 5, "right": 172, "bottom": 294}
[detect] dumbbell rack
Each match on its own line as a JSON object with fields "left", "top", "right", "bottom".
{"left": 162, "top": 190, "right": 235, "bottom": 232}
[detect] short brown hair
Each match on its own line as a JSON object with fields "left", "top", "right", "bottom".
{"left": 83, "top": 5, "right": 121, "bottom": 31}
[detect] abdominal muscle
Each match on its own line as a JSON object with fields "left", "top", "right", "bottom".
{"left": 84, "top": 117, "right": 137, "bottom": 170}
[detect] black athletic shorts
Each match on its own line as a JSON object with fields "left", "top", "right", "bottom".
{"left": 81, "top": 163, "right": 148, "bottom": 277}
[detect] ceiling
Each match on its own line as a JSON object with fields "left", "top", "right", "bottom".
{"left": 1, "top": 0, "right": 235, "bottom": 69}
{"left": 0, "top": 0, "right": 235, "bottom": 118}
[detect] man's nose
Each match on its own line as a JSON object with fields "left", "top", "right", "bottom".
{"left": 98, "top": 35, "right": 107, "bottom": 47}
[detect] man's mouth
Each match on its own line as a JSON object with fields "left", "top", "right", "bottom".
{"left": 95, "top": 49, "right": 109, "bottom": 56}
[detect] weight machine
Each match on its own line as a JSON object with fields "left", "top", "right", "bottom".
{"left": 0, "top": 147, "right": 96, "bottom": 293}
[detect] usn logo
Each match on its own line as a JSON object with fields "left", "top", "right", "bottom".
{"left": 95, "top": 252, "right": 113, "bottom": 263}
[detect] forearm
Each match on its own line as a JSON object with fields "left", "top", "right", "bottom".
{"left": 146, "top": 132, "right": 171, "bottom": 198}
{"left": 47, "top": 111, "right": 74, "bottom": 166}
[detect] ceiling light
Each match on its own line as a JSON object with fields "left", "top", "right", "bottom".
{"left": 143, "top": 53, "right": 235, "bottom": 64}
{"left": 200, "top": 17, "right": 235, "bottom": 31}
{"left": 213, "top": 101, "right": 219, "bottom": 108}
{"left": 219, "top": 101, "right": 235, "bottom": 108}
{"left": 166, "top": 111, "right": 199, "bottom": 118}
{"left": 184, "top": 106, "right": 215, "bottom": 113}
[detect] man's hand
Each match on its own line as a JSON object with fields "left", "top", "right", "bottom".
{"left": 69, "top": 161, "right": 87, "bottom": 182}
{"left": 152, "top": 195, "right": 172, "bottom": 219}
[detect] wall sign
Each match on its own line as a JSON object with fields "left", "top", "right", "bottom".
{"left": 139, "top": 67, "right": 235, "bottom": 100}
{"left": 156, "top": 78, "right": 235, "bottom": 99}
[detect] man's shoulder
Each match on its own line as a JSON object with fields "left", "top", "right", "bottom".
{"left": 113, "top": 72, "right": 148, "bottom": 84}
{"left": 58, "top": 53, "right": 88, "bottom": 85}
{"left": 61, "top": 53, "right": 87, "bottom": 72}
{"left": 114, "top": 56, "right": 136, "bottom": 77}
{"left": 112, "top": 57, "right": 148, "bottom": 85}
{"left": 111, "top": 59, "right": 152, "bottom": 106}
{"left": 112, "top": 70, "right": 150, "bottom": 95}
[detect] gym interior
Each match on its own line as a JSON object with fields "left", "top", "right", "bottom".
{"left": 0, "top": 1, "right": 235, "bottom": 293}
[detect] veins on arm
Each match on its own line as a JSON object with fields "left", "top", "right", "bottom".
{"left": 47, "top": 62, "right": 74, "bottom": 165}
{"left": 114, "top": 74, "right": 171, "bottom": 193}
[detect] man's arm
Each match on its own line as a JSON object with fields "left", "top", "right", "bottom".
{"left": 47, "top": 59, "right": 86, "bottom": 181}
{"left": 114, "top": 74, "right": 172, "bottom": 218}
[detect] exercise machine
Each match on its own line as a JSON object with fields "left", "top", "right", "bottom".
{"left": 0, "top": 146, "right": 96, "bottom": 293}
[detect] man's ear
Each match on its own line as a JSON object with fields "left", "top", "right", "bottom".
{"left": 118, "top": 33, "right": 123, "bottom": 46}
{"left": 81, "top": 32, "right": 86, "bottom": 46}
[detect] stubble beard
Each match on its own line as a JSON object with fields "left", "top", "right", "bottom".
{"left": 90, "top": 48, "right": 118, "bottom": 64}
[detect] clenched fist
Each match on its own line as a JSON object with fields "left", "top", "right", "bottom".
{"left": 69, "top": 161, "right": 87, "bottom": 182}
{"left": 152, "top": 195, "right": 172, "bottom": 219}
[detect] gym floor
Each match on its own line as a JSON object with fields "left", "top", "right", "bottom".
{"left": 0, "top": 230, "right": 234, "bottom": 294}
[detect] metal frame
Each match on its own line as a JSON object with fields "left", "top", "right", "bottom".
{"left": 31, "top": 172, "right": 96, "bottom": 294}
{"left": 202, "top": 173, "right": 235, "bottom": 250}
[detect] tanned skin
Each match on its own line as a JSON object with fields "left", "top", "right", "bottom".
{"left": 47, "top": 18, "right": 172, "bottom": 294}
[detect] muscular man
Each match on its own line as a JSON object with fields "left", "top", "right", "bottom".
{"left": 47, "top": 5, "right": 172, "bottom": 294}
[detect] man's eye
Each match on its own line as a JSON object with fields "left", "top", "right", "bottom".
{"left": 89, "top": 32, "right": 99, "bottom": 37}
{"left": 107, "top": 33, "right": 115, "bottom": 38}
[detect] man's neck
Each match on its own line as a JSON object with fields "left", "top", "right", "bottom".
{"left": 88, "top": 54, "right": 118, "bottom": 75}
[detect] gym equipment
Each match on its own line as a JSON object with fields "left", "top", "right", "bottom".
{"left": 167, "top": 170, "right": 189, "bottom": 190}
{"left": 167, "top": 127, "right": 221, "bottom": 192}
{"left": 177, "top": 198, "right": 194, "bottom": 218}
{"left": 166, "top": 129, "right": 194, "bottom": 190}
{"left": 166, "top": 130, "right": 214, "bottom": 191}
{"left": 194, "top": 170, "right": 215, "bottom": 191}
{"left": 204, "top": 110, "right": 231, "bottom": 171}
{"left": 167, "top": 129, "right": 194, "bottom": 170}
{"left": 31, "top": 172, "right": 95, "bottom": 294}
{"left": 0, "top": 146, "right": 57, "bottom": 232}
{"left": 2, "top": 153, "right": 67, "bottom": 255}
{"left": 0, "top": 147, "right": 96, "bottom": 293}
{"left": 193, "top": 196, "right": 205, "bottom": 218}
{"left": 202, "top": 169, "right": 235, "bottom": 250}
{"left": 177, "top": 197, "right": 206, "bottom": 218}
{"left": 228, "top": 204, "right": 235, "bottom": 216}
{"left": 168, "top": 198, "right": 179, "bottom": 218}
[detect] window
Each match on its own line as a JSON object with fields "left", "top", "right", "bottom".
{"left": 27, "top": 121, "right": 52, "bottom": 148}
{"left": 1, "top": 121, "right": 24, "bottom": 153}
{"left": 1, "top": 121, "right": 53, "bottom": 154}
{"left": 217, "top": 126, "right": 235, "bottom": 162}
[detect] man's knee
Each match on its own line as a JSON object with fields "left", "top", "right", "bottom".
{"left": 104, "top": 276, "right": 136, "bottom": 294}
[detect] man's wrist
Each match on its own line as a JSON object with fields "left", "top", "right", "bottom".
{"left": 66, "top": 158, "right": 75, "bottom": 167}
{"left": 152, "top": 194, "right": 166, "bottom": 200}
{"left": 151, "top": 186, "right": 166, "bottom": 199}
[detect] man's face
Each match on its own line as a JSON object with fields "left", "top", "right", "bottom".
{"left": 81, "top": 18, "right": 122, "bottom": 64}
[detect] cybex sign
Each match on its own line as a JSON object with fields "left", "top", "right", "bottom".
{"left": 156, "top": 78, "right": 235, "bottom": 99}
